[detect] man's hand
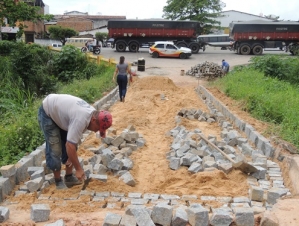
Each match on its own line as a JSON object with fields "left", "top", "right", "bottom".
{"left": 75, "top": 168, "right": 85, "bottom": 181}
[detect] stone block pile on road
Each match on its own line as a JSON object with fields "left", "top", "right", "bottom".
{"left": 185, "top": 61, "right": 224, "bottom": 79}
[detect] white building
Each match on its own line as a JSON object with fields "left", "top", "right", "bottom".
{"left": 215, "top": 10, "right": 275, "bottom": 34}
{"left": 44, "top": 4, "right": 49, "bottom": 14}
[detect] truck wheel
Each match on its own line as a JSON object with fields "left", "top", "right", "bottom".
{"left": 129, "top": 42, "right": 139, "bottom": 52}
{"left": 237, "top": 47, "right": 241, "bottom": 54}
{"left": 176, "top": 41, "right": 188, "bottom": 48}
{"left": 189, "top": 43, "right": 200, "bottom": 54}
{"left": 240, "top": 44, "right": 251, "bottom": 55}
{"left": 152, "top": 52, "right": 159, "bottom": 58}
{"left": 179, "top": 53, "right": 187, "bottom": 59}
{"left": 252, "top": 45, "right": 263, "bottom": 55}
{"left": 116, "top": 41, "right": 126, "bottom": 52}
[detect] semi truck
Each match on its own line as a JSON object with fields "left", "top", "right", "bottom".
{"left": 107, "top": 20, "right": 205, "bottom": 54}
{"left": 229, "top": 20, "right": 299, "bottom": 55}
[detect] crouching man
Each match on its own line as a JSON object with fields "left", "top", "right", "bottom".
{"left": 38, "top": 94, "right": 112, "bottom": 189}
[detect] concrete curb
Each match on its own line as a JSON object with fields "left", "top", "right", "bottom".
{"left": 197, "top": 85, "right": 275, "bottom": 158}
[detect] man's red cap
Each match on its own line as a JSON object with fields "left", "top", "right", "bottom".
{"left": 98, "top": 111, "right": 112, "bottom": 138}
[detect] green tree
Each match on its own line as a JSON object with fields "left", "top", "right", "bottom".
{"left": 0, "top": 0, "right": 54, "bottom": 40}
{"left": 48, "top": 26, "right": 78, "bottom": 45}
{"left": 162, "top": 0, "right": 225, "bottom": 34}
{"left": 95, "top": 32, "right": 108, "bottom": 45}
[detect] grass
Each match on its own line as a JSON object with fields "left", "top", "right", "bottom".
{"left": 212, "top": 67, "right": 299, "bottom": 148}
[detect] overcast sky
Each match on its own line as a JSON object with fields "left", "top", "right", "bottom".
{"left": 43, "top": 0, "right": 299, "bottom": 21}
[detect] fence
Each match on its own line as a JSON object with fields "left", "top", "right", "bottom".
{"left": 48, "top": 46, "right": 128, "bottom": 67}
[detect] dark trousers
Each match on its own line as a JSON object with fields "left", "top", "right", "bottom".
{"left": 117, "top": 74, "right": 128, "bottom": 101}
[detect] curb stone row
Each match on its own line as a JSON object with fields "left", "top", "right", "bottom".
{"left": 197, "top": 86, "right": 275, "bottom": 158}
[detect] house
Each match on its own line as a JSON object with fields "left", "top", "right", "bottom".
{"left": 1, "top": 0, "right": 46, "bottom": 42}
{"left": 56, "top": 17, "right": 94, "bottom": 32}
{"left": 22, "top": 0, "right": 46, "bottom": 42}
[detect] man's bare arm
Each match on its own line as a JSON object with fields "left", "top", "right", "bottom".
{"left": 66, "top": 141, "right": 85, "bottom": 180}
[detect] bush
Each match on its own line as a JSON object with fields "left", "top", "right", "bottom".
{"left": 0, "top": 40, "right": 18, "bottom": 55}
{"left": 59, "top": 62, "right": 115, "bottom": 103}
{"left": 53, "top": 45, "right": 90, "bottom": 82}
{"left": 10, "top": 42, "right": 58, "bottom": 96}
{"left": 250, "top": 55, "right": 299, "bottom": 84}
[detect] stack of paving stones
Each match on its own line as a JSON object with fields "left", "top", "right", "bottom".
{"left": 88, "top": 125, "right": 146, "bottom": 186}
{"left": 185, "top": 61, "right": 224, "bottom": 79}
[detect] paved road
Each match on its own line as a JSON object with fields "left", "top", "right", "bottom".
{"left": 99, "top": 46, "right": 289, "bottom": 74}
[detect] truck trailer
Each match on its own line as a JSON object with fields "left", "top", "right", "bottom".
{"left": 229, "top": 20, "right": 299, "bottom": 55}
{"left": 107, "top": 19, "right": 205, "bottom": 54}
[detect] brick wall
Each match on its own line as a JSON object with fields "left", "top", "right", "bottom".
{"left": 57, "top": 17, "right": 93, "bottom": 32}
{"left": 23, "top": 4, "right": 45, "bottom": 38}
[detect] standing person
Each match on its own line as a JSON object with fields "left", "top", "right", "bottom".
{"left": 113, "top": 56, "right": 132, "bottom": 102}
{"left": 38, "top": 94, "right": 112, "bottom": 189}
{"left": 222, "top": 59, "right": 230, "bottom": 75}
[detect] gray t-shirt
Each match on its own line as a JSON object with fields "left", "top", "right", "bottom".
{"left": 117, "top": 63, "right": 128, "bottom": 75}
{"left": 42, "top": 94, "right": 95, "bottom": 144}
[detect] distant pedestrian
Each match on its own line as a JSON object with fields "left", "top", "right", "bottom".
{"left": 222, "top": 59, "right": 230, "bottom": 75}
{"left": 113, "top": 56, "right": 133, "bottom": 102}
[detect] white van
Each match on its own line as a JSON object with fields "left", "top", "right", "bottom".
{"left": 65, "top": 38, "right": 94, "bottom": 48}
{"left": 197, "top": 34, "right": 233, "bottom": 49}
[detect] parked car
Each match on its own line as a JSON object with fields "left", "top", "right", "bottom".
{"left": 149, "top": 41, "right": 192, "bottom": 59}
{"left": 102, "top": 41, "right": 111, "bottom": 48}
